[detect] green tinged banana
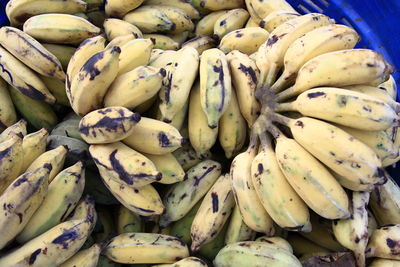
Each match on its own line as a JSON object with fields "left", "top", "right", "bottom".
{"left": 59, "top": 243, "right": 101, "bottom": 267}
{"left": 104, "top": 18, "right": 143, "bottom": 40}
{"left": 225, "top": 205, "right": 256, "bottom": 244}
{"left": 116, "top": 205, "right": 143, "bottom": 234}
{"left": 170, "top": 201, "right": 202, "bottom": 245}
{"left": 0, "top": 78, "right": 17, "bottom": 130}
{"left": 40, "top": 75, "right": 70, "bottom": 106}
{"left": 143, "top": 153, "right": 186, "bottom": 184}
{"left": 123, "top": 6, "right": 176, "bottom": 33}
{"left": 0, "top": 119, "right": 27, "bottom": 142}
{"left": 42, "top": 43, "right": 76, "bottom": 71}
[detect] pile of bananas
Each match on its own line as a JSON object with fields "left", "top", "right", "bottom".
{"left": 0, "top": 0, "right": 399, "bottom": 266}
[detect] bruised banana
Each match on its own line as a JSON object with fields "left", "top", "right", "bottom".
{"left": 195, "top": 11, "right": 229, "bottom": 36}
{"left": 116, "top": 205, "right": 143, "bottom": 234}
{"left": 103, "top": 18, "right": 143, "bottom": 40}
{"left": 89, "top": 141, "right": 162, "bottom": 188}
{"left": 172, "top": 143, "right": 212, "bottom": 171}
{"left": 59, "top": 243, "right": 101, "bottom": 267}
{"left": 21, "top": 128, "right": 49, "bottom": 173}
{"left": 123, "top": 6, "right": 176, "bottom": 33}
{"left": 144, "top": 5, "right": 194, "bottom": 34}
{"left": 276, "top": 49, "right": 394, "bottom": 101}
{"left": 219, "top": 27, "right": 269, "bottom": 55}
{"left": 0, "top": 118, "right": 27, "bottom": 142}
{"left": 0, "top": 133, "right": 23, "bottom": 193}
{"left": 144, "top": 34, "right": 179, "bottom": 50}
{"left": 182, "top": 35, "right": 217, "bottom": 55}
{"left": 105, "top": 0, "right": 144, "bottom": 18}
{"left": 153, "top": 99, "right": 188, "bottom": 131}
{"left": 23, "top": 14, "right": 101, "bottom": 45}
{"left": 143, "top": 152, "right": 185, "bottom": 184}
{"left": 213, "top": 8, "right": 250, "bottom": 40}
{"left": 366, "top": 224, "right": 400, "bottom": 260}
{"left": 225, "top": 205, "right": 256, "bottom": 244}
{"left": 259, "top": 11, "right": 299, "bottom": 32}
{"left": 79, "top": 107, "right": 141, "bottom": 144}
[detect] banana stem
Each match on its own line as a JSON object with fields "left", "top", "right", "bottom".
{"left": 265, "top": 63, "right": 278, "bottom": 86}
{"left": 276, "top": 87, "right": 296, "bottom": 102}
{"left": 274, "top": 102, "right": 296, "bottom": 112}
{"left": 269, "top": 112, "right": 292, "bottom": 127}
{"left": 270, "top": 71, "right": 294, "bottom": 93}
{"left": 248, "top": 130, "right": 259, "bottom": 152}
{"left": 259, "top": 131, "right": 273, "bottom": 150}
{"left": 266, "top": 123, "right": 284, "bottom": 140}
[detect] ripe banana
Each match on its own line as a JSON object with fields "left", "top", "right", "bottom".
{"left": 154, "top": 100, "right": 188, "bottom": 131}
{"left": 225, "top": 205, "right": 256, "bottom": 244}
{"left": 256, "top": 236, "right": 293, "bottom": 252}
{"left": 245, "top": 17, "right": 259, "bottom": 28}
{"left": 195, "top": 10, "right": 229, "bottom": 36}
{"left": 79, "top": 107, "right": 141, "bottom": 144}
{"left": 117, "top": 38, "right": 154, "bottom": 75}
{"left": 244, "top": 0, "right": 297, "bottom": 22}
{"left": 251, "top": 134, "right": 311, "bottom": 231}
{"left": 227, "top": 50, "right": 260, "bottom": 126}
{"left": 192, "top": 0, "right": 243, "bottom": 11}
{"left": 105, "top": 33, "right": 139, "bottom": 50}
{"left": 160, "top": 160, "right": 222, "bottom": 227}
{"left": 144, "top": 5, "right": 194, "bottom": 34}
{"left": 230, "top": 144, "right": 275, "bottom": 234}
{"left": 0, "top": 133, "right": 23, "bottom": 193}
{"left": 59, "top": 243, "right": 101, "bottom": 267}
{"left": 198, "top": 221, "right": 229, "bottom": 260}
{"left": 370, "top": 170, "right": 400, "bottom": 225}
{"left": 42, "top": 43, "right": 76, "bottom": 71}
{"left": 26, "top": 145, "right": 68, "bottom": 182}
{"left": 214, "top": 241, "right": 302, "bottom": 267}
{"left": 200, "top": 48, "right": 232, "bottom": 128}
{"left": 67, "top": 195, "right": 97, "bottom": 225}
{"left": 144, "top": 34, "right": 179, "bottom": 50}
{"left": 0, "top": 78, "right": 17, "bottom": 130}
{"left": 146, "top": 0, "right": 200, "bottom": 19}
{"left": 182, "top": 35, "right": 217, "bottom": 55}
{"left": 168, "top": 30, "right": 189, "bottom": 45}
{"left": 105, "top": 0, "right": 144, "bottom": 18}
{"left": 172, "top": 143, "right": 212, "bottom": 171}
{"left": 123, "top": 117, "right": 184, "bottom": 155}
{"left": 123, "top": 6, "right": 176, "bottom": 33}
{"left": 259, "top": 10, "right": 299, "bottom": 32}
{"left": 332, "top": 192, "right": 370, "bottom": 267}
{"left": 219, "top": 27, "right": 269, "bottom": 55}
{"left": 143, "top": 152, "right": 185, "bottom": 184}
{"left": 103, "top": 18, "right": 143, "bottom": 40}
{"left": 271, "top": 24, "right": 360, "bottom": 92}
{"left": 191, "top": 174, "right": 235, "bottom": 251}
{"left": 21, "top": 128, "right": 48, "bottom": 173}
{"left": 40, "top": 75, "right": 70, "bottom": 106}
{"left": 90, "top": 141, "right": 162, "bottom": 187}
{"left": 116, "top": 205, "right": 143, "bottom": 234}
{"left": 188, "top": 82, "right": 219, "bottom": 156}
{"left": 276, "top": 49, "right": 394, "bottom": 101}
{"left": 369, "top": 259, "right": 400, "bottom": 267}
{"left": 379, "top": 75, "right": 397, "bottom": 100}
{"left": 366, "top": 224, "right": 400, "bottom": 260}
{"left": 23, "top": 14, "right": 101, "bottom": 45}
{"left": 152, "top": 257, "right": 208, "bottom": 267}
{"left": 68, "top": 46, "right": 121, "bottom": 116}
{"left": 213, "top": 8, "right": 249, "bottom": 40}
{"left": 0, "top": 118, "right": 27, "bottom": 142}
{"left": 17, "top": 161, "right": 85, "bottom": 244}
{"left": 219, "top": 89, "right": 247, "bottom": 158}
{"left": 104, "top": 233, "right": 189, "bottom": 264}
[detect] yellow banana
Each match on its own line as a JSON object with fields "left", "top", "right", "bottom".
{"left": 368, "top": 209, "right": 378, "bottom": 238}
{"left": 195, "top": 10, "right": 229, "bottom": 36}
{"left": 79, "top": 107, "right": 141, "bottom": 144}
{"left": 152, "top": 257, "right": 208, "bottom": 267}
{"left": 23, "top": 14, "right": 101, "bottom": 44}
{"left": 123, "top": 6, "right": 176, "bottom": 33}
{"left": 225, "top": 205, "right": 256, "bottom": 244}
{"left": 105, "top": 33, "right": 139, "bottom": 50}
{"left": 59, "top": 243, "right": 101, "bottom": 267}
{"left": 67, "top": 195, "right": 97, "bottom": 225}
{"left": 154, "top": 100, "right": 188, "bottom": 131}
{"left": 0, "top": 78, "right": 17, "bottom": 130}
{"left": 104, "top": 233, "right": 190, "bottom": 264}
{"left": 227, "top": 50, "right": 260, "bottom": 126}
{"left": 277, "top": 49, "right": 394, "bottom": 101}
{"left": 105, "top": 0, "right": 144, "bottom": 18}
{"left": 0, "top": 132, "right": 23, "bottom": 193}
{"left": 271, "top": 24, "right": 360, "bottom": 92}
{"left": 144, "top": 0, "right": 200, "bottom": 19}
{"left": 191, "top": 174, "right": 235, "bottom": 251}
{"left": 213, "top": 8, "right": 249, "bottom": 40}
{"left": 26, "top": 145, "right": 68, "bottom": 182}
{"left": 17, "top": 161, "right": 85, "bottom": 244}
{"left": 254, "top": 39, "right": 269, "bottom": 89}
{"left": 69, "top": 46, "right": 121, "bottom": 116}
{"left": 259, "top": 10, "right": 299, "bottom": 32}
{"left": 0, "top": 167, "right": 49, "bottom": 250}
{"left": 256, "top": 236, "right": 293, "bottom": 252}
{"left": 230, "top": 144, "right": 275, "bottom": 234}
{"left": 379, "top": 75, "right": 397, "bottom": 100}
{"left": 167, "top": 30, "right": 189, "bottom": 45}
{"left": 192, "top": 0, "right": 243, "bottom": 11}
{"left": 149, "top": 49, "right": 176, "bottom": 67}
{"left": 245, "top": 17, "right": 259, "bottom": 28}
{"left": 219, "top": 27, "right": 269, "bottom": 55}
{"left": 90, "top": 141, "right": 162, "bottom": 187}
{"left": 117, "top": 38, "right": 154, "bottom": 75}
{"left": 366, "top": 224, "right": 400, "bottom": 260}
{"left": 116, "top": 205, "right": 143, "bottom": 234}
{"left": 143, "top": 152, "right": 185, "bottom": 184}
{"left": 244, "top": 0, "right": 297, "bottom": 22}
{"left": 21, "top": 128, "right": 49, "bottom": 173}
{"left": 42, "top": 43, "right": 76, "bottom": 71}
{"left": 172, "top": 143, "right": 212, "bottom": 171}
{"left": 144, "top": 34, "right": 179, "bottom": 50}
{"left": 0, "top": 118, "right": 27, "bottom": 142}
{"left": 182, "top": 35, "right": 216, "bottom": 55}
{"left": 144, "top": 5, "right": 194, "bottom": 33}
{"left": 369, "top": 259, "right": 400, "bottom": 267}
{"left": 160, "top": 160, "right": 222, "bottom": 227}
{"left": 103, "top": 18, "right": 143, "bottom": 40}
{"left": 200, "top": 48, "right": 232, "bottom": 128}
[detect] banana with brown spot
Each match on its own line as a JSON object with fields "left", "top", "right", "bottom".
{"left": 195, "top": 10, "right": 229, "bottom": 36}
{"left": 259, "top": 11, "right": 299, "bottom": 32}
{"left": 143, "top": 152, "right": 185, "bottom": 184}
{"left": 219, "top": 27, "right": 269, "bottom": 55}
{"left": 59, "top": 243, "right": 101, "bottom": 267}
{"left": 366, "top": 224, "right": 400, "bottom": 260}
{"left": 244, "top": 0, "right": 297, "bottom": 23}
{"left": 182, "top": 35, "right": 217, "bottom": 55}
{"left": 0, "top": 118, "right": 27, "bottom": 142}
{"left": 103, "top": 18, "right": 143, "bottom": 40}
{"left": 123, "top": 6, "right": 176, "bottom": 33}
{"left": 0, "top": 133, "right": 23, "bottom": 193}
{"left": 213, "top": 8, "right": 249, "bottom": 40}
{"left": 255, "top": 236, "right": 293, "bottom": 253}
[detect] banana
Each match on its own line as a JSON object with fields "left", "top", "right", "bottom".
{"left": 6, "top": 0, "right": 87, "bottom": 26}
{"left": 67, "top": 195, "right": 97, "bottom": 225}
{"left": 214, "top": 241, "right": 302, "bottom": 267}
{"left": 144, "top": 34, "right": 179, "bottom": 50}
{"left": 79, "top": 107, "right": 141, "bottom": 144}
{"left": 370, "top": 170, "right": 400, "bottom": 225}
{"left": 196, "top": 11, "right": 229, "bottom": 36}
{"left": 191, "top": 174, "right": 235, "bottom": 251}
{"left": 123, "top": 117, "right": 184, "bottom": 155}
{"left": 172, "top": 143, "right": 212, "bottom": 171}
{"left": 272, "top": 115, "right": 385, "bottom": 190}
{"left": 225, "top": 205, "right": 256, "bottom": 244}
{"left": 370, "top": 259, "right": 400, "bottom": 267}
{"left": 219, "top": 27, "right": 269, "bottom": 55}
{"left": 0, "top": 166, "right": 49, "bottom": 250}
{"left": 17, "top": 161, "right": 85, "bottom": 244}
{"left": 245, "top": 17, "right": 259, "bottom": 27}
{"left": 270, "top": 125, "right": 350, "bottom": 219}
{"left": 271, "top": 24, "right": 360, "bottom": 92}
{"left": 143, "top": 153, "right": 185, "bottom": 184}
{"left": 226, "top": 50, "right": 260, "bottom": 126}
{"left": 103, "top": 18, "right": 143, "bottom": 40}
{"left": 105, "top": 0, "right": 144, "bottom": 18}
{"left": 0, "top": 218, "right": 93, "bottom": 266}
{"left": 276, "top": 49, "right": 394, "bottom": 101}
{"left": 98, "top": 255, "right": 121, "bottom": 267}
{"left": 160, "top": 160, "right": 222, "bottom": 227}
{"left": 368, "top": 209, "right": 379, "bottom": 237}
{"left": 332, "top": 192, "right": 370, "bottom": 267}
{"left": 213, "top": 8, "right": 250, "bottom": 40}
{"left": 69, "top": 46, "right": 121, "bottom": 116}
{"left": 200, "top": 48, "right": 232, "bottom": 128}
{"left": 254, "top": 40, "right": 269, "bottom": 89}
{"left": 158, "top": 46, "right": 199, "bottom": 122}
{"left": 154, "top": 100, "right": 188, "bottom": 131}
{"left": 40, "top": 75, "right": 70, "bottom": 106}
{"left": 93, "top": 205, "right": 115, "bottom": 243}
{"left": 170, "top": 201, "right": 202, "bottom": 245}
{"left": 0, "top": 133, "right": 23, "bottom": 193}
{"left": 244, "top": 0, "right": 297, "bottom": 22}
{"left": 168, "top": 31, "right": 189, "bottom": 45}
{"left": 104, "top": 233, "right": 189, "bottom": 264}
{"left": 117, "top": 38, "right": 154, "bottom": 75}
{"left": 379, "top": 75, "right": 397, "bottom": 100}
{"left": 23, "top": 14, "right": 101, "bottom": 45}
{"left": 59, "top": 243, "right": 101, "bottom": 267}
{"left": 116, "top": 205, "right": 143, "bottom": 234}
{"left": 21, "top": 128, "right": 48, "bottom": 172}
{"left": 219, "top": 89, "right": 247, "bottom": 158}
{"left": 90, "top": 141, "right": 161, "bottom": 187}
{"left": 255, "top": 236, "right": 293, "bottom": 252}
{"left": 366, "top": 224, "right": 400, "bottom": 260}
{"left": 263, "top": 13, "right": 333, "bottom": 85}
{"left": 0, "top": 119, "right": 27, "bottom": 142}
{"left": 230, "top": 143, "right": 275, "bottom": 234}
{"left": 144, "top": 5, "right": 194, "bottom": 34}
{"left": 51, "top": 116, "right": 81, "bottom": 139}
{"left": 192, "top": 0, "right": 243, "bottom": 11}
{"left": 251, "top": 133, "right": 311, "bottom": 231}
{"left": 287, "top": 234, "right": 331, "bottom": 257}
{"left": 382, "top": 125, "right": 400, "bottom": 167}
{"left": 27, "top": 145, "right": 68, "bottom": 182}
{"left": 105, "top": 33, "right": 140, "bottom": 50}
{"left": 198, "top": 221, "right": 229, "bottom": 260}
{"left": 182, "top": 35, "right": 216, "bottom": 55}
{"left": 259, "top": 10, "right": 299, "bottom": 32}
{"left": 123, "top": 6, "right": 176, "bottom": 33}
{"left": 149, "top": 49, "right": 176, "bottom": 68}
{"left": 152, "top": 257, "right": 208, "bottom": 267}
{"left": 0, "top": 78, "right": 17, "bottom": 130}
{"left": 100, "top": 169, "right": 164, "bottom": 216}
{"left": 188, "top": 82, "right": 219, "bottom": 156}
{"left": 66, "top": 34, "right": 106, "bottom": 90}
{"left": 144, "top": 0, "right": 200, "bottom": 19}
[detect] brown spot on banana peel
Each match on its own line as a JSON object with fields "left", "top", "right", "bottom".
{"left": 79, "top": 113, "right": 140, "bottom": 136}
{"left": 266, "top": 33, "right": 287, "bottom": 47}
